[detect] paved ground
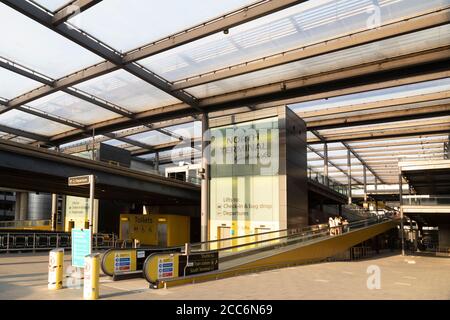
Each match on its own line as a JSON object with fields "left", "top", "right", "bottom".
{"left": 0, "top": 251, "right": 448, "bottom": 300}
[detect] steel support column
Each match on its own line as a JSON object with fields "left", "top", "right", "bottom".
{"left": 201, "top": 113, "right": 210, "bottom": 242}
{"left": 363, "top": 166, "right": 368, "bottom": 203}
{"left": 51, "top": 193, "right": 58, "bottom": 231}
{"left": 399, "top": 173, "right": 405, "bottom": 256}
{"left": 154, "top": 152, "right": 160, "bottom": 172}
{"left": 347, "top": 150, "right": 352, "bottom": 205}
{"left": 323, "top": 142, "right": 329, "bottom": 187}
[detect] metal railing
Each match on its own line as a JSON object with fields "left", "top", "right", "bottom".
{"left": 0, "top": 219, "right": 51, "bottom": 229}
{"left": 329, "top": 246, "right": 374, "bottom": 261}
{"left": 189, "top": 223, "right": 329, "bottom": 253}
{"left": 308, "top": 167, "right": 348, "bottom": 196}
{"left": 0, "top": 232, "right": 117, "bottom": 253}
{"left": 404, "top": 195, "right": 450, "bottom": 206}
{"left": 185, "top": 216, "right": 391, "bottom": 260}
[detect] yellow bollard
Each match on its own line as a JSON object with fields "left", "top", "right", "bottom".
{"left": 48, "top": 248, "right": 64, "bottom": 290}
{"left": 83, "top": 253, "right": 100, "bottom": 300}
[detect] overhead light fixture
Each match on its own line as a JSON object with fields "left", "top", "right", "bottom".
{"left": 223, "top": 29, "right": 229, "bottom": 34}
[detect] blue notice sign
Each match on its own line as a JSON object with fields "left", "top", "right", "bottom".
{"left": 71, "top": 229, "right": 91, "bottom": 268}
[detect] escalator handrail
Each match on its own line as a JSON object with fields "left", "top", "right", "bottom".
{"left": 192, "top": 216, "right": 391, "bottom": 256}
{"left": 188, "top": 223, "right": 329, "bottom": 251}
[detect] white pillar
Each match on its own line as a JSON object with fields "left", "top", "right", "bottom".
{"left": 51, "top": 194, "right": 58, "bottom": 231}
{"left": 201, "top": 113, "right": 210, "bottom": 242}
{"left": 347, "top": 150, "right": 352, "bottom": 205}
{"left": 323, "top": 143, "right": 329, "bottom": 187}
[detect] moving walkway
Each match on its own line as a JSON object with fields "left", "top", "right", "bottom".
{"left": 102, "top": 216, "right": 398, "bottom": 288}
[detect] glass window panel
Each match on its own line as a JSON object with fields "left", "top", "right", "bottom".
{"left": 0, "top": 67, "right": 42, "bottom": 99}
{"left": 9, "top": 136, "right": 35, "bottom": 144}
{"left": 165, "top": 121, "right": 202, "bottom": 140}
{"left": 27, "top": 91, "right": 120, "bottom": 125}
{"left": 0, "top": 3, "right": 103, "bottom": 78}
{"left": 320, "top": 116, "right": 450, "bottom": 134}
{"left": 60, "top": 135, "right": 107, "bottom": 151}
{"left": 73, "top": 70, "right": 180, "bottom": 113}
{"left": 128, "top": 130, "right": 177, "bottom": 146}
{"left": 0, "top": 109, "right": 72, "bottom": 136}
{"left": 69, "top": 0, "right": 256, "bottom": 52}
{"left": 32, "top": 0, "right": 73, "bottom": 12}
{"left": 292, "top": 78, "right": 450, "bottom": 112}
{"left": 103, "top": 139, "right": 124, "bottom": 147}
{"left": 186, "top": 25, "right": 450, "bottom": 98}
{"left": 125, "top": 145, "right": 141, "bottom": 152}
{"left": 140, "top": 0, "right": 450, "bottom": 82}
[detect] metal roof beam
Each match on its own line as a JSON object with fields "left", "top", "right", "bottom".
{"left": 312, "top": 130, "right": 387, "bottom": 184}
{"left": 0, "top": 124, "right": 49, "bottom": 143}
{"left": 172, "top": 8, "right": 450, "bottom": 90}
{"left": 60, "top": 117, "right": 197, "bottom": 154}
{"left": 0, "top": 0, "right": 202, "bottom": 112}
{"left": 52, "top": 0, "right": 102, "bottom": 25}
{"left": 309, "top": 125, "right": 450, "bottom": 144}
{"left": 306, "top": 103, "right": 450, "bottom": 130}
{"left": 307, "top": 144, "right": 362, "bottom": 185}
{"left": 0, "top": 0, "right": 306, "bottom": 114}
{"left": 45, "top": 56, "right": 450, "bottom": 146}
{"left": 309, "top": 151, "right": 445, "bottom": 161}
{"left": 131, "top": 137, "right": 202, "bottom": 157}
{"left": 0, "top": 57, "right": 134, "bottom": 118}
{"left": 299, "top": 91, "right": 450, "bottom": 119}
{"left": 123, "top": 0, "right": 307, "bottom": 63}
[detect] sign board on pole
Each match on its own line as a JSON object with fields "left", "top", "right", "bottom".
{"left": 71, "top": 228, "right": 91, "bottom": 268}
{"left": 68, "top": 175, "right": 92, "bottom": 186}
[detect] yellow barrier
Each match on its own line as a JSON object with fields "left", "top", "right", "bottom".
{"left": 48, "top": 248, "right": 64, "bottom": 290}
{"left": 143, "top": 251, "right": 219, "bottom": 287}
{"left": 144, "top": 252, "right": 180, "bottom": 285}
{"left": 84, "top": 253, "right": 100, "bottom": 300}
{"left": 101, "top": 249, "right": 138, "bottom": 277}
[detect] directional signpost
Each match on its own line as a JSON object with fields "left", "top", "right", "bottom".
{"left": 68, "top": 175, "right": 95, "bottom": 261}
{"left": 68, "top": 175, "right": 92, "bottom": 186}
{"left": 71, "top": 228, "right": 91, "bottom": 268}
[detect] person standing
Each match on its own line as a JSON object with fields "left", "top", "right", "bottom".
{"left": 329, "top": 217, "right": 335, "bottom": 236}
{"left": 343, "top": 219, "right": 349, "bottom": 233}
{"left": 334, "top": 216, "right": 341, "bottom": 235}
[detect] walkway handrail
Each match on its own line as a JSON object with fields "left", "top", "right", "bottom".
{"left": 188, "top": 216, "right": 389, "bottom": 256}
{"left": 188, "top": 223, "right": 329, "bottom": 252}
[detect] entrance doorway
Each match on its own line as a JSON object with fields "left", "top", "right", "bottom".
{"left": 157, "top": 223, "right": 168, "bottom": 247}
{"left": 217, "top": 226, "right": 231, "bottom": 249}
{"left": 121, "top": 220, "right": 129, "bottom": 241}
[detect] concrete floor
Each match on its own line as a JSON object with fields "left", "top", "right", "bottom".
{"left": 0, "top": 251, "right": 449, "bottom": 300}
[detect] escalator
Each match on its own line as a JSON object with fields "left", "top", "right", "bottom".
{"left": 142, "top": 216, "right": 399, "bottom": 288}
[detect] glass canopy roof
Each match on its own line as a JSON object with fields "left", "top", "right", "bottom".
{"left": 68, "top": 0, "right": 257, "bottom": 53}
{"left": 32, "top": 0, "right": 73, "bottom": 12}
{"left": 27, "top": 91, "right": 121, "bottom": 125}
{"left": 73, "top": 69, "right": 181, "bottom": 113}
{"left": 0, "top": 0, "right": 449, "bottom": 185}
{"left": 139, "top": 0, "right": 449, "bottom": 83}
{"left": 0, "top": 67, "right": 41, "bottom": 99}
{"left": 0, "top": 2, "right": 103, "bottom": 78}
